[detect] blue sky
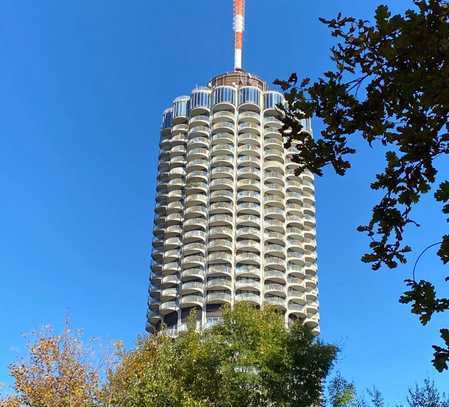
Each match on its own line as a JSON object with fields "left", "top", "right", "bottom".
{"left": 0, "top": 0, "right": 448, "bottom": 401}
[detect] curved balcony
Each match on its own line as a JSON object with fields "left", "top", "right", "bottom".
{"left": 236, "top": 253, "right": 260, "bottom": 266}
{"left": 167, "top": 178, "right": 184, "bottom": 191}
{"left": 167, "top": 190, "right": 183, "bottom": 202}
{"left": 265, "top": 244, "right": 286, "bottom": 258}
{"left": 264, "top": 137, "right": 283, "bottom": 150}
{"left": 238, "top": 155, "right": 261, "bottom": 168}
{"left": 164, "top": 237, "right": 181, "bottom": 250}
{"left": 238, "top": 123, "right": 261, "bottom": 137}
{"left": 237, "top": 191, "right": 260, "bottom": 203}
{"left": 287, "top": 264, "right": 305, "bottom": 278}
{"left": 264, "top": 170, "right": 284, "bottom": 183}
{"left": 159, "top": 301, "right": 178, "bottom": 315}
{"left": 237, "top": 215, "right": 260, "bottom": 227}
{"left": 147, "top": 310, "right": 161, "bottom": 324}
{"left": 161, "top": 288, "right": 178, "bottom": 300}
{"left": 286, "top": 191, "right": 302, "bottom": 204}
{"left": 186, "top": 182, "right": 207, "bottom": 195}
{"left": 265, "top": 231, "right": 285, "bottom": 245}
{"left": 181, "top": 281, "right": 204, "bottom": 295}
{"left": 264, "top": 153, "right": 284, "bottom": 165}
{"left": 207, "top": 278, "right": 232, "bottom": 290}
{"left": 239, "top": 133, "right": 261, "bottom": 145}
{"left": 170, "top": 145, "right": 186, "bottom": 156}
{"left": 304, "top": 238, "right": 317, "bottom": 251}
{"left": 187, "top": 148, "right": 208, "bottom": 161}
{"left": 210, "top": 190, "right": 233, "bottom": 203}
{"left": 264, "top": 194, "right": 284, "bottom": 206}
{"left": 208, "top": 264, "right": 232, "bottom": 277}
{"left": 206, "top": 291, "right": 232, "bottom": 304}
{"left": 209, "top": 226, "right": 233, "bottom": 240}
{"left": 184, "top": 205, "right": 207, "bottom": 220}
{"left": 163, "top": 249, "right": 180, "bottom": 263}
{"left": 236, "top": 239, "right": 260, "bottom": 253}
{"left": 171, "top": 134, "right": 187, "bottom": 145}
{"left": 189, "top": 114, "right": 209, "bottom": 125}
{"left": 212, "top": 111, "right": 235, "bottom": 123}
{"left": 208, "top": 239, "right": 233, "bottom": 252}
{"left": 170, "top": 156, "right": 186, "bottom": 167}
{"left": 188, "top": 137, "right": 209, "bottom": 150}
{"left": 238, "top": 167, "right": 261, "bottom": 181}
{"left": 211, "top": 132, "right": 234, "bottom": 145}
{"left": 172, "top": 124, "right": 188, "bottom": 134}
{"left": 237, "top": 179, "right": 260, "bottom": 191}
{"left": 304, "top": 314, "right": 319, "bottom": 330}
{"left": 264, "top": 296, "right": 286, "bottom": 310}
{"left": 264, "top": 183, "right": 284, "bottom": 196}
{"left": 211, "top": 155, "right": 234, "bottom": 168}
{"left": 181, "top": 267, "right": 205, "bottom": 281}
{"left": 264, "top": 207, "right": 285, "bottom": 220}
{"left": 189, "top": 125, "right": 209, "bottom": 139}
{"left": 286, "top": 215, "right": 302, "bottom": 229}
{"left": 235, "top": 292, "right": 261, "bottom": 305}
{"left": 237, "top": 226, "right": 260, "bottom": 240}
{"left": 183, "top": 230, "right": 206, "bottom": 243}
{"left": 288, "top": 302, "right": 307, "bottom": 319}
{"left": 150, "top": 299, "right": 160, "bottom": 311}
{"left": 265, "top": 256, "right": 286, "bottom": 271}
{"left": 236, "top": 265, "right": 260, "bottom": 278}
{"left": 187, "top": 159, "right": 208, "bottom": 171}
{"left": 182, "top": 255, "right": 204, "bottom": 269}
{"left": 183, "top": 218, "right": 207, "bottom": 231}
{"left": 208, "top": 252, "right": 233, "bottom": 265}
{"left": 186, "top": 170, "right": 208, "bottom": 183}
{"left": 162, "top": 274, "right": 179, "bottom": 287}
{"left": 209, "top": 214, "right": 233, "bottom": 227}
{"left": 264, "top": 269, "right": 286, "bottom": 283}
{"left": 211, "top": 144, "right": 234, "bottom": 156}
{"left": 264, "top": 116, "right": 283, "bottom": 129}
{"left": 210, "top": 202, "right": 234, "bottom": 215}
{"left": 264, "top": 283, "right": 286, "bottom": 297}
{"left": 306, "top": 289, "right": 318, "bottom": 302}
{"left": 211, "top": 166, "right": 234, "bottom": 179}
{"left": 237, "top": 202, "right": 260, "bottom": 216}
{"left": 303, "top": 214, "right": 316, "bottom": 228}
{"left": 235, "top": 278, "right": 260, "bottom": 291}
{"left": 185, "top": 194, "right": 208, "bottom": 207}
{"left": 183, "top": 242, "right": 206, "bottom": 256}
{"left": 264, "top": 219, "right": 285, "bottom": 233}
{"left": 212, "top": 121, "right": 235, "bottom": 135}
{"left": 164, "top": 225, "right": 182, "bottom": 239}
{"left": 162, "top": 261, "right": 178, "bottom": 275}
{"left": 288, "top": 289, "right": 306, "bottom": 303}
{"left": 167, "top": 201, "right": 184, "bottom": 213}
{"left": 239, "top": 111, "right": 261, "bottom": 123}
{"left": 181, "top": 295, "right": 204, "bottom": 308}
{"left": 238, "top": 144, "right": 261, "bottom": 157}
{"left": 288, "top": 276, "right": 305, "bottom": 289}
{"left": 210, "top": 178, "right": 234, "bottom": 191}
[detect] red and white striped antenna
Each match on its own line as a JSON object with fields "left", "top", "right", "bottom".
{"left": 233, "top": 0, "right": 245, "bottom": 70}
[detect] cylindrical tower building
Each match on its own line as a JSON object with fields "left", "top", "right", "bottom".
{"left": 147, "top": 71, "right": 319, "bottom": 336}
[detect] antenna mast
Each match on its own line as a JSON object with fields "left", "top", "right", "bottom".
{"left": 234, "top": 0, "right": 245, "bottom": 70}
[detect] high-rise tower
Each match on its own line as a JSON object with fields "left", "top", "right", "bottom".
{"left": 147, "top": 1, "right": 319, "bottom": 336}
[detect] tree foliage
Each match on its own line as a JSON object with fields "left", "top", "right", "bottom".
{"left": 275, "top": 0, "right": 449, "bottom": 371}
{"left": 0, "top": 324, "right": 103, "bottom": 407}
{"left": 107, "top": 303, "right": 338, "bottom": 407}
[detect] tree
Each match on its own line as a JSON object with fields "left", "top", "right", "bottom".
{"left": 106, "top": 303, "right": 338, "bottom": 407}
{"left": 406, "top": 379, "right": 449, "bottom": 407}
{"left": 0, "top": 323, "right": 104, "bottom": 407}
{"left": 328, "top": 373, "right": 357, "bottom": 407}
{"left": 275, "top": 0, "right": 449, "bottom": 371}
